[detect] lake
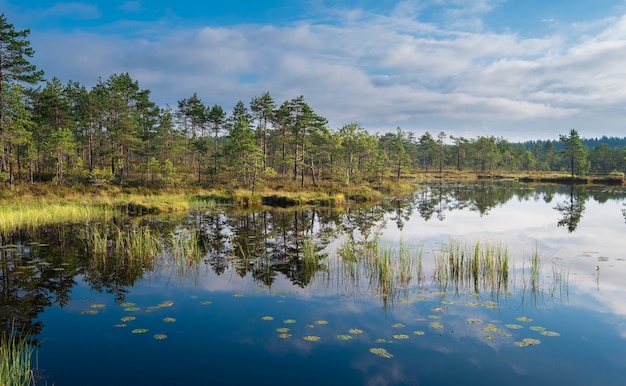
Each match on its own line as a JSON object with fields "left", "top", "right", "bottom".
{"left": 2, "top": 182, "right": 626, "bottom": 385}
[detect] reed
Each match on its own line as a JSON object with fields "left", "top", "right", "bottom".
{"left": 338, "top": 238, "right": 358, "bottom": 262}
{"left": 0, "top": 327, "right": 36, "bottom": 386}
{"left": 530, "top": 243, "right": 542, "bottom": 292}
{"left": 116, "top": 226, "right": 162, "bottom": 268}
{"left": 169, "top": 228, "right": 203, "bottom": 264}
{"left": 83, "top": 225, "right": 162, "bottom": 270}
{"left": 300, "top": 236, "right": 320, "bottom": 277}
{"left": 434, "top": 239, "right": 510, "bottom": 295}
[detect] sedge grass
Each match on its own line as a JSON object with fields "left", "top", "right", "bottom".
{"left": 433, "top": 240, "right": 510, "bottom": 295}
{"left": 0, "top": 326, "right": 36, "bottom": 386}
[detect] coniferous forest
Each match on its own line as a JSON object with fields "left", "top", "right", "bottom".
{"left": 2, "top": 14, "right": 625, "bottom": 194}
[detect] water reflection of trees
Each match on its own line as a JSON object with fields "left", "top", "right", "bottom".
{"left": 0, "top": 226, "right": 83, "bottom": 337}
{"left": 554, "top": 185, "right": 588, "bottom": 232}
{"left": 413, "top": 182, "right": 624, "bottom": 231}
{"left": 1, "top": 183, "right": 624, "bottom": 338}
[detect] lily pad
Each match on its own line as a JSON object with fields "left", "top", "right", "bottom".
{"left": 278, "top": 333, "right": 291, "bottom": 339}
{"left": 315, "top": 320, "right": 329, "bottom": 325}
{"left": 413, "top": 331, "right": 425, "bottom": 336}
{"left": 261, "top": 316, "right": 274, "bottom": 321}
{"left": 464, "top": 302, "right": 482, "bottom": 307}
{"left": 391, "top": 323, "right": 405, "bottom": 328}
{"left": 429, "top": 322, "right": 444, "bottom": 329}
{"left": 500, "top": 333, "right": 513, "bottom": 337}
{"left": 539, "top": 331, "right": 560, "bottom": 337}
{"left": 392, "top": 334, "right": 409, "bottom": 340}
{"left": 466, "top": 319, "right": 482, "bottom": 325}
{"left": 482, "top": 324, "right": 501, "bottom": 333}
{"left": 120, "top": 316, "right": 136, "bottom": 322}
{"left": 131, "top": 328, "right": 149, "bottom": 334}
{"left": 484, "top": 335, "right": 497, "bottom": 340}
{"left": 431, "top": 307, "right": 445, "bottom": 312}
{"left": 504, "top": 324, "right": 524, "bottom": 330}
{"left": 120, "top": 302, "right": 135, "bottom": 308}
{"left": 483, "top": 301, "right": 499, "bottom": 309}
{"left": 153, "top": 334, "right": 167, "bottom": 340}
{"left": 283, "top": 319, "right": 296, "bottom": 324}
{"left": 514, "top": 338, "right": 541, "bottom": 347}
{"left": 163, "top": 317, "right": 176, "bottom": 323}
{"left": 374, "top": 338, "right": 386, "bottom": 343}
{"left": 158, "top": 301, "right": 174, "bottom": 307}
{"left": 232, "top": 294, "right": 244, "bottom": 298}
{"left": 369, "top": 347, "right": 393, "bottom": 359}
{"left": 303, "top": 335, "right": 321, "bottom": 341}
{"left": 113, "top": 324, "right": 126, "bottom": 328}
{"left": 90, "top": 304, "right": 106, "bottom": 309}
{"left": 305, "top": 325, "right": 315, "bottom": 329}
{"left": 337, "top": 335, "right": 353, "bottom": 340}
{"left": 348, "top": 328, "right": 364, "bottom": 334}
{"left": 529, "top": 326, "right": 546, "bottom": 331}
{"left": 81, "top": 310, "right": 98, "bottom": 315}
{"left": 276, "top": 328, "right": 290, "bottom": 333}
{"left": 440, "top": 300, "right": 455, "bottom": 305}
{"left": 200, "top": 301, "right": 213, "bottom": 305}
{"left": 516, "top": 316, "right": 533, "bottom": 322}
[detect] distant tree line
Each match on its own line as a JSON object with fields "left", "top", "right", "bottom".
{"left": 1, "top": 14, "right": 625, "bottom": 191}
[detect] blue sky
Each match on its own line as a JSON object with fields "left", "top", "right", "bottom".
{"left": 2, "top": 0, "right": 626, "bottom": 141}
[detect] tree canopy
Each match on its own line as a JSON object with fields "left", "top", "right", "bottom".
{"left": 0, "top": 14, "right": 623, "bottom": 191}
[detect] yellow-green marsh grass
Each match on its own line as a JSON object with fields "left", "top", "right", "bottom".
{"left": 0, "top": 203, "right": 113, "bottom": 234}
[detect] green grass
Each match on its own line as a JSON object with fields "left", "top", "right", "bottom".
{"left": 434, "top": 239, "right": 510, "bottom": 295}
{"left": 0, "top": 327, "right": 36, "bottom": 386}
{"left": 0, "top": 203, "right": 113, "bottom": 234}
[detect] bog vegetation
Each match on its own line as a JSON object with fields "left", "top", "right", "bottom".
{"left": 1, "top": 13, "right": 625, "bottom": 199}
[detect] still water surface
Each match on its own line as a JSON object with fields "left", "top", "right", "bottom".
{"left": 3, "top": 182, "right": 626, "bottom": 385}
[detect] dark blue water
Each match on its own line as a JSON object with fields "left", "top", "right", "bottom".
{"left": 35, "top": 266, "right": 626, "bottom": 386}
{"left": 11, "top": 183, "right": 626, "bottom": 385}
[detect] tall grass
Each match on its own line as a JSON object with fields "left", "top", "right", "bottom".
{"left": 433, "top": 239, "right": 509, "bottom": 295}
{"left": 169, "top": 227, "right": 203, "bottom": 264}
{"left": 0, "top": 327, "right": 36, "bottom": 386}
{"left": 0, "top": 203, "right": 113, "bottom": 234}
{"left": 84, "top": 225, "right": 162, "bottom": 267}
{"left": 359, "top": 239, "right": 420, "bottom": 302}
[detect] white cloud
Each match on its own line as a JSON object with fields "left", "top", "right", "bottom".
{"left": 40, "top": 2, "right": 100, "bottom": 20}
{"left": 24, "top": 1, "right": 626, "bottom": 139}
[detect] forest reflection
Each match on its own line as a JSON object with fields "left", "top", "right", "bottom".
{"left": 1, "top": 182, "right": 625, "bottom": 338}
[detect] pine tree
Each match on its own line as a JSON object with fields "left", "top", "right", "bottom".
{"left": 1, "top": 13, "right": 44, "bottom": 181}
{"left": 560, "top": 129, "right": 588, "bottom": 177}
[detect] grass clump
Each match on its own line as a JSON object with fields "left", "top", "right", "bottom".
{"left": 0, "top": 327, "right": 36, "bottom": 386}
{"left": 434, "top": 239, "right": 509, "bottom": 295}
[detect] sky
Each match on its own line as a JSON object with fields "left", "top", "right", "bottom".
{"left": 2, "top": 0, "right": 626, "bottom": 141}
